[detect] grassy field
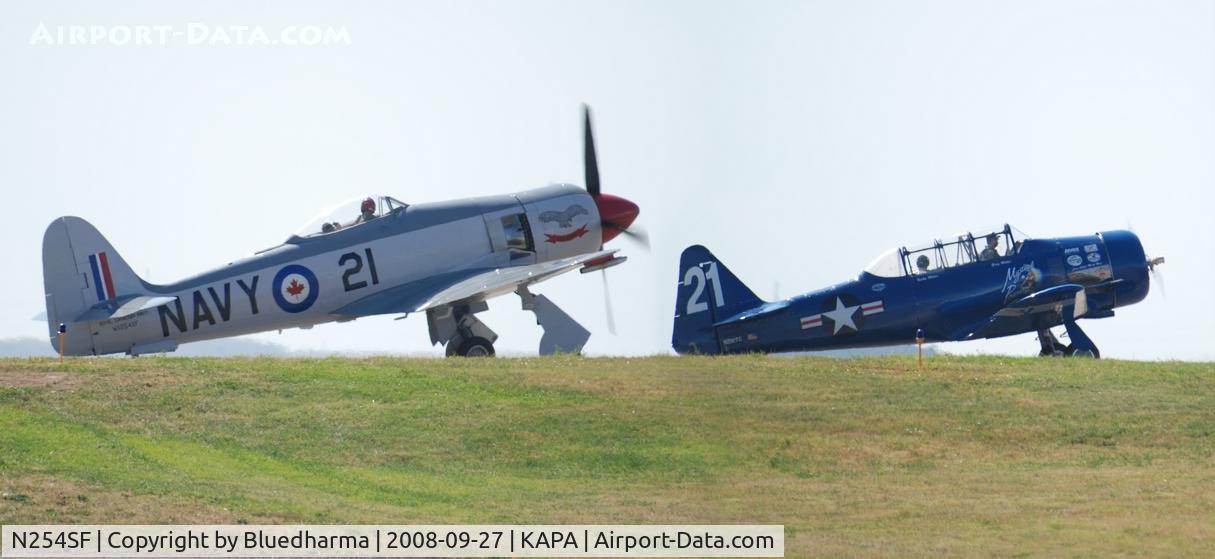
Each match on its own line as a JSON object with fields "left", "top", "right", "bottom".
{"left": 1, "top": 355, "right": 1212, "bottom": 557}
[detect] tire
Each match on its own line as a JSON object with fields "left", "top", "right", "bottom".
{"left": 1066, "top": 344, "right": 1099, "bottom": 359}
{"left": 1072, "top": 349, "right": 1097, "bottom": 358}
{"left": 1038, "top": 333, "right": 1068, "bottom": 357}
{"left": 454, "top": 336, "right": 495, "bottom": 358}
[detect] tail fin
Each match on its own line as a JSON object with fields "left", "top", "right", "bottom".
{"left": 42, "top": 217, "right": 147, "bottom": 354}
{"left": 671, "top": 245, "right": 763, "bottom": 354}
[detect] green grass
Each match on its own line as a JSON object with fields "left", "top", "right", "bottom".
{"left": 1, "top": 355, "right": 1213, "bottom": 556}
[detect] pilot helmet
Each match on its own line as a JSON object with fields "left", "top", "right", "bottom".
{"left": 916, "top": 255, "right": 930, "bottom": 269}
{"left": 361, "top": 197, "right": 376, "bottom": 214}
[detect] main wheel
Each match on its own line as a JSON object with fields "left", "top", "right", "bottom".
{"left": 1040, "top": 340, "right": 1068, "bottom": 357}
{"left": 1065, "top": 344, "right": 1099, "bottom": 359}
{"left": 453, "top": 336, "right": 495, "bottom": 357}
{"left": 1039, "top": 344, "right": 1067, "bottom": 357}
{"left": 1037, "top": 331, "right": 1068, "bottom": 357}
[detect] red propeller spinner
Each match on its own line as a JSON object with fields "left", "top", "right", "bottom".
{"left": 594, "top": 193, "right": 640, "bottom": 243}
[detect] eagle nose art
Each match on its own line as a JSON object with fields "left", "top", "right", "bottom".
{"left": 594, "top": 193, "right": 640, "bottom": 243}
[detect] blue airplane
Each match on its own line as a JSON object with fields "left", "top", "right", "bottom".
{"left": 672, "top": 225, "right": 1164, "bottom": 358}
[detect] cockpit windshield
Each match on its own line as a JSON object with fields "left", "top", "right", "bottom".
{"left": 292, "top": 195, "right": 408, "bottom": 238}
{"left": 863, "top": 224, "right": 1030, "bottom": 278}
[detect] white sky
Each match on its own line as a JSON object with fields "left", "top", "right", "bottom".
{"left": 0, "top": 1, "right": 1211, "bottom": 360}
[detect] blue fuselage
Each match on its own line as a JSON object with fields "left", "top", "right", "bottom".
{"left": 679, "top": 230, "right": 1150, "bottom": 355}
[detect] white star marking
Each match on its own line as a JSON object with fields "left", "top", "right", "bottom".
{"left": 823, "top": 297, "right": 860, "bottom": 334}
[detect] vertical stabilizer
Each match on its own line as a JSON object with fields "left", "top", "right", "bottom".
{"left": 42, "top": 216, "right": 146, "bottom": 354}
{"left": 671, "top": 245, "right": 763, "bottom": 354}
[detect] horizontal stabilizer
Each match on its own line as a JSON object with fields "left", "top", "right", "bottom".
{"left": 75, "top": 295, "right": 178, "bottom": 322}
{"left": 713, "top": 300, "right": 793, "bottom": 328}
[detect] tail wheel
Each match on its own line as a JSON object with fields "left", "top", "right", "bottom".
{"left": 454, "top": 336, "right": 495, "bottom": 358}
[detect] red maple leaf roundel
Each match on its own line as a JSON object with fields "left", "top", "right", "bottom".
{"left": 285, "top": 278, "right": 306, "bottom": 297}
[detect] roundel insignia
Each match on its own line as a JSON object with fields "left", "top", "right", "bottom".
{"left": 1067, "top": 255, "right": 1084, "bottom": 267}
{"left": 272, "top": 264, "right": 319, "bottom": 313}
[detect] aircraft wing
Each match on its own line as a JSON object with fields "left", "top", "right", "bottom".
{"left": 961, "top": 282, "right": 1117, "bottom": 340}
{"left": 993, "top": 284, "right": 1087, "bottom": 318}
{"left": 333, "top": 250, "right": 618, "bottom": 318}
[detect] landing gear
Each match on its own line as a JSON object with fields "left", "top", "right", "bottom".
{"left": 428, "top": 301, "right": 499, "bottom": 358}
{"left": 1037, "top": 328, "right": 1068, "bottom": 357}
{"left": 1036, "top": 323, "right": 1100, "bottom": 358}
{"left": 516, "top": 286, "right": 590, "bottom": 355}
{"left": 1062, "top": 320, "right": 1100, "bottom": 358}
{"left": 447, "top": 336, "right": 495, "bottom": 357}
{"left": 425, "top": 288, "right": 590, "bottom": 357}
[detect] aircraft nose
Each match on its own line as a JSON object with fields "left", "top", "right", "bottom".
{"left": 595, "top": 193, "right": 640, "bottom": 243}
{"left": 1102, "top": 229, "right": 1151, "bottom": 306}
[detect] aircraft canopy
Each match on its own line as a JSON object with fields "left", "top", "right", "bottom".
{"left": 292, "top": 195, "right": 409, "bottom": 238}
{"left": 863, "top": 224, "right": 1028, "bottom": 278}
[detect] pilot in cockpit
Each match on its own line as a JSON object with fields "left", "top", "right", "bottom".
{"left": 979, "top": 233, "right": 1000, "bottom": 261}
{"left": 354, "top": 197, "right": 378, "bottom": 224}
{"left": 915, "top": 255, "right": 931, "bottom": 274}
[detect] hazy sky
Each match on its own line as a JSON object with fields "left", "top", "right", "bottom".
{"left": 1, "top": 1, "right": 1211, "bottom": 359}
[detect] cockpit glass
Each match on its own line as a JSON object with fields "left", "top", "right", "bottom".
{"left": 863, "top": 248, "right": 906, "bottom": 278}
{"left": 292, "top": 195, "right": 409, "bottom": 238}
{"left": 862, "top": 224, "right": 1029, "bottom": 277}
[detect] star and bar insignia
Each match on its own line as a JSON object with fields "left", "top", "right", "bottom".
{"left": 800, "top": 295, "right": 884, "bottom": 336}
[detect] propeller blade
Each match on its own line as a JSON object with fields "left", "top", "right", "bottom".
{"left": 583, "top": 104, "right": 600, "bottom": 197}
{"left": 603, "top": 221, "right": 650, "bottom": 250}
{"left": 601, "top": 269, "right": 616, "bottom": 335}
{"left": 1146, "top": 256, "right": 1165, "bottom": 300}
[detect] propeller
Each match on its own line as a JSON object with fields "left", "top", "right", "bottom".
{"left": 600, "top": 270, "right": 617, "bottom": 335}
{"left": 581, "top": 104, "right": 645, "bottom": 333}
{"left": 1148, "top": 256, "right": 1166, "bottom": 300}
{"left": 584, "top": 107, "right": 600, "bottom": 197}
{"left": 603, "top": 220, "right": 650, "bottom": 248}
{"left": 1128, "top": 220, "right": 1166, "bottom": 300}
{"left": 582, "top": 104, "right": 645, "bottom": 250}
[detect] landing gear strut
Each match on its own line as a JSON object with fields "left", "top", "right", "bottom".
{"left": 1036, "top": 322, "right": 1100, "bottom": 358}
{"left": 1063, "top": 320, "right": 1100, "bottom": 358}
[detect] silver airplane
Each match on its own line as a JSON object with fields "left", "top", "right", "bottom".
{"left": 41, "top": 107, "right": 642, "bottom": 357}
